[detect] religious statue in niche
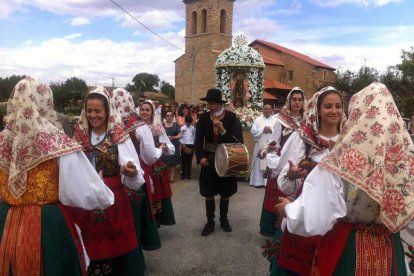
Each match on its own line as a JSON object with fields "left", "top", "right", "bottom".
{"left": 232, "top": 73, "right": 245, "bottom": 108}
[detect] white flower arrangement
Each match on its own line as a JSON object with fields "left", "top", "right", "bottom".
{"left": 232, "top": 107, "right": 263, "bottom": 129}
{"left": 215, "top": 36, "right": 265, "bottom": 110}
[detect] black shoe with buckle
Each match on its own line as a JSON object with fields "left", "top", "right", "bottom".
{"left": 201, "top": 222, "right": 215, "bottom": 236}
{"left": 220, "top": 218, "right": 232, "bottom": 232}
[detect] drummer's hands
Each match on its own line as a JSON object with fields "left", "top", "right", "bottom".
{"left": 213, "top": 119, "right": 225, "bottom": 132}
{"left": 275, "top": 197, "right": 291, "bottom": 217}
{"left": 286, "top": 160, "right": 307, "bottom": 180}
{"left": 200, "top": 158, "right": 209, "bottom": 167}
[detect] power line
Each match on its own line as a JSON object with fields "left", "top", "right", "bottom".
{"left": 109, "top": 0, "right": 184, "bottom": 52}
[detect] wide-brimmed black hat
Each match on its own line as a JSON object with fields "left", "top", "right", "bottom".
{"left": 199, "top": 88, "right": 226, "bottom": 103}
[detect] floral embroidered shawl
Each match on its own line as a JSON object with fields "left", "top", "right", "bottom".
{"left": 73, "top": 86, "right": 129, "bottom": 152}
{"left": 277, "top": 87, "right": 306, "bottom": 135}
{"left": 112, "top": 88, "right": 144, "bottom": 132}
{"left": 300, "top": 86, "right": 346, "bottom": 154}
{"left": 0, "top": 77, "right": 82, "bottom": 198}
{"left": 319, "top": 82, "right": 414, "bottom": 232}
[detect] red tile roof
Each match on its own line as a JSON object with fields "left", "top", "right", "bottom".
{"left": 263, "top": 91, "right": 277, "bottom": 100}
{"left": 262, "top": 56, "right": 284, "bottom": 66}
{"left": 251, "top": 40, "right": 335, "bottom": 70}
{"left": 264, "top": 80, "right": 292, "bottom": 90}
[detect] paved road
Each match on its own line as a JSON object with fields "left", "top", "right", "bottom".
{"left": 144, "top": 174, "right": 270, "bottom": 276}
{"left": 143, "top": 170, "right": 414, "bottom": 276}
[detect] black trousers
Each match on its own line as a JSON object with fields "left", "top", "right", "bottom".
{"left": 181, "top": 144, "right": 194, "bottom": 177}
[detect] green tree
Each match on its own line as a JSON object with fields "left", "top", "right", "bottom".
{"left": 128, "top": 73, "right": 160, "bottom": 96}
{"left": 51, "top": 77, "right": 88, "bottom": 115}
{"left": 0, "top": 75, "right": 26, "bottom": 101}
{"left": 160, "top": 81, "right": 175, "bottom": 100}
{"left": 393, "top": 47, "right": 414, "bottom": 117}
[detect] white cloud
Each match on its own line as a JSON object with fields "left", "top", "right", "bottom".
{"left": 119, "top": 10, "right": 183, "bottom": 31}
{"left": 69, "top": 16, "right": 90, "bottom": 26}
{"left": 311, "top": 0, "right": 401, "bottom": 7}
{"left": 0, "top": 37, "right": 182, "bottom": 87}
{"left": 21, "top": 40, "right": 32, "bottom": 46}
{"left": 64, "top": 33, "right": 82, "bottom": 40}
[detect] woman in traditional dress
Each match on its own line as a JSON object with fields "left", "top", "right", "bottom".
{"left": 276, "top": 82, "right": 413, "bottom": 275}
{"left": 112, "top": 88, "right": 162, "bottom": 251}
{"left": 259, "top": 87, "right": 305, "bottom": 237}
{"left": 71, "top": 87, "right": 146, "bottom": 276}
{"left": 0, "top": 77, "right": 114, "bottom": 276}
{"left": 270, "top": 86, "right": 346, "bottom": 276}
{"left": 162, "top": 110, "right": 182, "bottom": 183}
{"left": 140, "top": 100, "right": 176, "bottom": 226}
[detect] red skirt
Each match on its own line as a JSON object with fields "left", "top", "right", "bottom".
{"left": 263, "top": 177, "right": 288, "bottom": 213}
{"left": 278, "top": 229, "right": 321, "bottom": 275}
{"left": 150, "top": 160, "right": 172, "bottom": 202}
{"left": 67, "top": 176, "right": 137, "bottom": 260}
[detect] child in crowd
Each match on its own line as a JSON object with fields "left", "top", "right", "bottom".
{"left": 179, "top": 115, "right": 196, "bottom": 179}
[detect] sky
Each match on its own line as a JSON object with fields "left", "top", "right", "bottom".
{"left": 1, "top": 0, "right": 413, "bottom": 87}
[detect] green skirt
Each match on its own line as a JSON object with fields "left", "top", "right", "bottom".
{"left": 129, "top": 186, "right": 161, "bottom": 251}
{"left": 260, "top": 208, "right": 279, "bottom": 237}
{"left": 156, "top": 197, "right": 176, "bottom": 226}
{"left": 0, "top": 202, "right": 83, "bottom": 276}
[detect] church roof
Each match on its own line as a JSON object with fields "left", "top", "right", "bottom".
{"left": 250, "top": 39, "right": 335, "bottom": 70}
{"left": 215, "top": 44, "right": 265, "bottom": 69}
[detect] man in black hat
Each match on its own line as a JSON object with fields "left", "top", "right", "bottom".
{"left": 195, "top": 88, "right": 243, "bottom": 236}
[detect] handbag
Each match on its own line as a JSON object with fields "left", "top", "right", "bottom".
{"left": 182, "top": 145, "right": 194, "bottom": 155}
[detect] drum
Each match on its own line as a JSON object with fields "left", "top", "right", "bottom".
{"left": 215, "top": 143, "right": 249, "bottom": 177}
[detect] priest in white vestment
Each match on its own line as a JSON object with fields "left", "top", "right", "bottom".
{"left": 249, "top": 104, "right": 277, "bottom": 187}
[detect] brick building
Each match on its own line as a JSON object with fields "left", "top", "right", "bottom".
{"left": 175, "top": 0, "right": 234, "bottom": 104}
{"left": 175, "top": 0, "right": 337, "bottom": 105}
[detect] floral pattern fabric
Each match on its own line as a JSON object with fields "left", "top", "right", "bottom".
{"left": 319, "top": 82, "right": 414, "bottom": 233}
{"left": 111, "top": 88, "right": 144, "bottom": 132}
{"left": 73, "top": 86, "right": 129, "bottom": 153}
{"left": 0, "top": 77, "right": 82, "bottom": 199}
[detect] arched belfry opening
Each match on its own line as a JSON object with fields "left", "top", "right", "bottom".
{"left": 191, "top": 11, "right": 197, "bottom": 35}
{"left": 201, "top": 9, "right": 207, "bottom": 33}
{"left": 220, "top": 9, "right": 226, "bottom": 34}
{"left": 176, "top": 0, "right": 235, "bottom": 104}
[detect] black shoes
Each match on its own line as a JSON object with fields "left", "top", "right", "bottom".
{"left": 201, "top": 222, "right": 215, "bottom": 236}
{"left": 220, "top": 218, "right": 232, "bottom": 232}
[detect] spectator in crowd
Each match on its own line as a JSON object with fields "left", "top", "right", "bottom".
{"left": 179, "top": 115, "right": 196, "bottom": 180}
{"left": 196, "top": 103, "right": 205, "bottom": 121}
{"left": 154, "top": 100, "right": 162, "bottom": 117}
{"left": 162, "top": 110, "right": 182, "bottom": 183}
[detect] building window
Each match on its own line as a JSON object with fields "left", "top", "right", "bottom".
{"left": 323, "top": 70, "right": 327, "bottom": 80}
{"left": 288, "top": 70, "right": 293, "bottom": 82}
{"left": 220, "top": 10, "right": 226, "bottom": 34}
{"left": 191, "top": 11, "right": 197, "bottom": 35}
{"left": 201, "top": 9, "right": 207, "bottom": 33}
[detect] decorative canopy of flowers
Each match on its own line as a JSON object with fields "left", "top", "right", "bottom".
{"left": 215, "top": 35, "right": 265, "bottom": 125}
{"left": 215, "top": 36, "right": 264, "bottom": 110}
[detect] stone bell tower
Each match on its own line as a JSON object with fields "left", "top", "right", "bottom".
{"left": 175, "top": 0, "right": 234, "bottom": 104}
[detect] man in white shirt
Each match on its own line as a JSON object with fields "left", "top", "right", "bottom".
{"left": 249, "top": 104, "right": 277, "bottom": 187}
